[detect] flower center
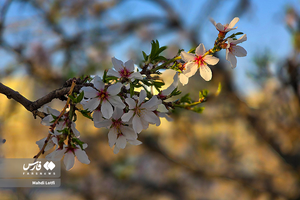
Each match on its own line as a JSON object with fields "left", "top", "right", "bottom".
{"left": 194, "top": 56, "right": 205, "bottom": 66}
{"left": 97, "top": 90, "right": 108, "bottom": 101}
{"left": 120, "top": 68, "right": 132, "bottom": 78}
{"left": 112, "top": 118, "right": 122, "bottom": 129}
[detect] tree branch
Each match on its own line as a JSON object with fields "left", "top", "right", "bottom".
{"left": 0, "top": 80, "right": 92, "bottom": 119}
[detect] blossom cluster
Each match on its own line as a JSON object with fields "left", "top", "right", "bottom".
{"left": 36, "top": 17, "right": 247, "bottom": 170}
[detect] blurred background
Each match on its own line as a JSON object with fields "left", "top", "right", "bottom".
{"left": 0, "top": 0, "right": 300, "bottom": 199}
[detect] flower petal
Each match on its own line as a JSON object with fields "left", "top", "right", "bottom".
{"left": 128, "top": 139, "right": 142, "bottom": 146}
{"left": 101, "top": 100, "right": 113, "bottom": 119}
{"left": 81, "top": 87, "right": 98, "bottom": 98}
{"left": 121, "top": 110, "right": 134, "bottom": 122}
{"left": 71, "top": 123, "right": 80, "bottom": 138}
{"left": 132, "top": 115, "right": 143, "bottom": 133}
{"left": 112, "top": 107, "right": 124, "bottom": 120}
{"left": 226, "top": 51, "right": 237, "bottom": 68}
{"left": 107, "top": 82, "right": 122, "bottom": 96}
{"left": 113, "top": 146, "right": 120, "bottom": 154}
{"left": 108, "top": 95, "right": 125, "bottom": 109}
{"left": 138, "top": 90, "right": 146, "bottom": 106}
{"left": 82, "top": 98, "right": 99, "bottom": 111}
{"left": 125, "top": 98, "right": 136, "bottom": 109}
{"left": 141, "top": 96, "right": 160, "bottom": 110}
{"left": 94, "top": 120, "right": 112, "bottom": 128}
{"left": 195, "top": 43, "right": 206, "bottom": 56}
{"left": 64, "top": 151, "right": 75, "bottom": 171}
{"left": 142, "top": 110, "right": 160, "bottom": 125}
{"left": 228, "top": 17, "right": 239, "bottom": 28}
{"left": 108, "top": 128, "right": 118, "bottom": 147}
{"left": 183, "top": 62, "right": 198, "bottom": 78}
{"left": 129, "top": 72, "right": 143, "bottom": 80}
{"left": 93, "top": 110, "right": 103, "bottom": 123}
{"left": 75, "top": 148, "right": 90, "bottom": 164}
{"left": 112, "top": 57, "right": 123, "bottom": 71}
{"left": 232, "top": 46, "right": 247, "bottom": 57}
{"left": 41, "top": 115, "right": 53, "bottom": 126}
{"left": 199, "top": 65, "right": 212, "bottom": 81}
{"left": 107, "top": 69, "right": 121, "bottom": 78}
{"left": 124, "top": 60, "right": 134, "bottom": 71}
{"left": 116, "top": 135, "right": 127, "bottom": 149}
{"left": 121, "top": 126, "right": 137, "bottom": 140}
{"left": 209, "top": 18, "right": 217, "bottom": 26}
{"left": 179, "top": 74, "right": 189, "bottom": 85}
{"left": 180, "top": 51, "right": 195, "bottom": 62}
{"left": 204, "top": 55, "right": 219, "bottom": 65}
{"left": 231, "top": 34, "right": 247, "bottom": 44}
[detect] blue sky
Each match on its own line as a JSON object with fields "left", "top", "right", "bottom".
{"left": 1, "top": 0, "right": 299, "bottom": 95}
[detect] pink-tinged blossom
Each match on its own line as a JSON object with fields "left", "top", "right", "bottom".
{"left": 46, "top": 143, "right": 90, "bottom": 171}
{"left": 41, "top": 106, "right": 80, "bottom": 137}
{"left": 180, "top": 43, "right": 219, "bottom": 81}
{"left": 226, "top": 34, "right": 247, "bottom": 68}
{"left": 210, "top": 17, "right": 239, "bottom": 33}
{"left": 158, "top": 73, "right": 179, "bottom": 99}
{"left": 107, "top": 57, "right": 143, "bottom": 80}
{"left": 121, "top": 90, "right": 161, "bottom": 133}
{"left": 80, "top": 75, "right": 125, "bottom": 119}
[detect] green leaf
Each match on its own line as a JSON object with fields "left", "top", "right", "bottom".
{"left": 76, "top": 91, "right": 84, "bottom": 103}
{"left": 191, "top": 106, "right": 205, "bottom": 113}
{"left": 235, "top": 32, "right": 244, "bottom": 35}
{"left": 215, "top": 82, "right": 222, "bottom": 96}
{"left": 79, "top": 109, "right": 93, "bottom": 120}
{"left": 180, "top": 93, "right": 192, "bottom": 103}
{"left": 68, "top": 94, "right": 77, "bottom": 103}
{"left": 72, "top": 138, "right": 85, "bottom": 150}
{"left": 142, "top": 51, "right": 148, "bottom": 61}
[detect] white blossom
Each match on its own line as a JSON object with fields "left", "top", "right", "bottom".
{"left": 107, "top": 57, "right": 143, "bottom": 80}
{"left": 80, "top": 75, "right": 125, "bottom": 119}
{"left": 226, "top": 34, "right": 247, "bottom": 68}
{"left": 46, "top": 143, "right": 90, "bottom": 171}
{"left": 180, "top": 43, "right": 219, "bottom": 81}
{"left": 210, "top": 17, "right": 239, "bottom": 33}
{"left": 122, "top": 90, "right": 161, "bottom": 133}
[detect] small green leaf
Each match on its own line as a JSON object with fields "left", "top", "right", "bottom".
{"left": 76, "top": 91, "right": 84, "bottom": 103}
{"left": 79, "top": 109, "right": 93, "bottom": 120}
{"left": 191, "top": 106, "right": 205, "bottom": 113}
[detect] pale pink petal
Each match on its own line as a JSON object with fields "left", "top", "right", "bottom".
{"left": 46, "top": 145, "right": 66, "bottom": 161}
{"left": 112, "top": 107, "right": 124, "bottom": 120}
{"left": 180, "top": 51, "right": 195, "bottom": 62}
{"left": 121, "top": 110, "right": 134, "bottom": 122}
{"left": 71, "top": 123, "right": 80, "bottom": 137}
{"left": 203, "top": 55, "right": 219, "bottom": 65}
{"left": 209, "top": 18, "right": 217, "bottom": 26}
{"left": 113, "top": 146, "right": 120, "bottom": 154}
{"left": 93, "top": 75, "right": 105, "bottom": 90}
{"left": 82, "top": 98, "right": 99, "bottom": 111}
{"left": 112, "top": 57, "right": 123, "bottom": 71}
{"left": 124, "top": 60, "right": 135, "bottom": 71}
{"left": 108, "top": 128, "right": 118, "bottom": 147}
{"left": 125, "top": 98, "right": 136, "bottom": 109}
{"left": 183, "top": 62, "right": 198, "bottom": 78}
{"left": 132, "top": 115, "right": 143, "bottom": 133}
{"left": 64, "top": 151, "right": 75, "bottom": 171}
{"left": 41, "top": 115, "right": 53, "bottom": 126}
{"left": 228, "top": 17, "right": 239, "bottom": 28}
{"left": 141, "top": 96, "right": 160, "bottom": 110}
{"left": 129, "top": 72, "right": 143, "bottom": 80}
{"left": 75, "top": 148, "right": 90, "bottom": 164}
{"left": 227, "top": 52, "right": 237, "bottom": 68}
{"left": 81, "top": 87, "right": 98, "bottom": 98}
{"left": 107, "top": 82, "right": 122, "bottom": 96}
{"left": 107, "top": 69, "right": 121, "bottom": 78}
{"left": 161, "top": 73, "right": 178, "bottom": 96}
{"left": 231, "top": 46, "right": 247, "bottom": 57}
{"left": 138, "top": 90, "right": 146, "bottom": 106}
{"left": 195, "top": 43, "right": 206, "bottom": 56}
{"left": 108, "top": 96, "right": 125, "bottom": 109}
{"left": 121, "top": 126, "right": 137, "bottom": 140}
{"left": 116, "top": 135, "right": 127, "bottom": 149}
{"left": 94, "top": 120, "right": 112, "bottom": 128}
{"left": 43, "top": 106, "right": 60, "bottom": 116}
{"left": 179, "top": 74, "right": 189, "bottom": 85}
{"left": 142, "top": 110, "right": 160, "bottom": 125}
{"left": 231, "top": 34, "right": 247, "bottom": 44}
{"left": 101, "top": 100, "right": 113, "bottom": 119}
{"left": 128, "top": 139, "right": 142, "bottom": 145}
{"left": 215, "top": 23, "right": 225, "bottom": 32}
{"left": 199, "top": 64, "right": 212, "bottom": 81}
{"left": 93, "top": 110, "right": 103, "bottom": 123}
